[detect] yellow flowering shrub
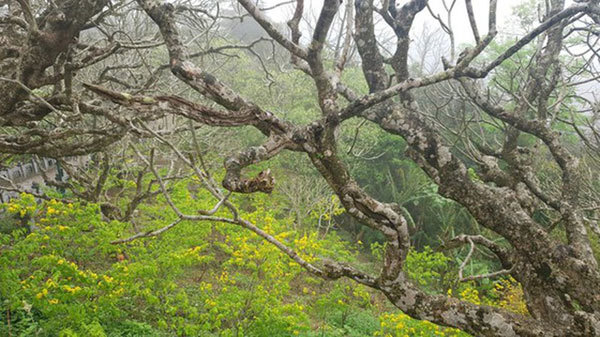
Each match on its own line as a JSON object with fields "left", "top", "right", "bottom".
{"left": 375, "top": 312, "right": 469, "bottom": 337}
{"left": 0, "top": 184, "right": 530, "bottom": 337}
{"left": 484, "top": 277, "right": 529, "bottom": 315}
{"left": 0, "top": 188, "right": 359, "bottom": 336}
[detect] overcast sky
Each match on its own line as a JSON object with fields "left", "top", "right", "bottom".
{"left": 260, "top": 0, "right": 532, "bottom": 44}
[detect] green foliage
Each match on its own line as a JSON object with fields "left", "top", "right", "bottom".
{"left": 405, "top": 247, "right": 452, "bottom": 294}
{"left": 445, "top": 277, "right": 529, "bottom": 317}
{"left": 0, "top": 186, "right": 531, "bottom": 336}
{"left": 0, "top": 190, "right": 358, "bottom": 336}
{"left": 375, "top": 312, "right": 469, "bottom": 337}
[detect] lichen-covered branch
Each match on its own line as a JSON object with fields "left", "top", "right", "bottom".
{"left": 222, "top": 136, "right": 290, "bottom": 194}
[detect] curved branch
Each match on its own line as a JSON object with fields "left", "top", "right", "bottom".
{"left": 444, "top": 234, "right": 513, "bottom": 269}
{"left": 464, "top": 3, "right": 590, "bottom": 78}
{"left": 237, "top": 0, "right": 308, "bottom": 60}
{"left": 223, "top": 135, "right": 291, "bottom": 194}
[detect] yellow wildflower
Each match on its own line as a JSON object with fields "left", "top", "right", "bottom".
{"left": 36, "top": 288, "right": 48, "bottom": 299}
{"left": 62, "top": 285, "right": 81, "bottom": 293}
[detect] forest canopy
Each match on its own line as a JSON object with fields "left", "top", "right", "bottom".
{"left": 1, "top": 0, "right": 600, "bottom": 336}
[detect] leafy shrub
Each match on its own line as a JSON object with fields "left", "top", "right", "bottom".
{"left": 375, "top": 312, "right": 470, "bottom": 337}
{"left": 0, "top": 190, "right": 529, "bottom": 337}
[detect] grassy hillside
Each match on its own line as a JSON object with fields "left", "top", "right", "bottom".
{"left": 1, "top": 183, "right": 524, "bottom": 336}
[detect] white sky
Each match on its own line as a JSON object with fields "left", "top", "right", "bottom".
{"left": 252, "top": 1, "right": 597, "bottom": 100}
{"left": 252, "top": 0, "right": 581, "bottom": 74}
{"left": 261, "top": 0, "right": 530, "bottom": 44}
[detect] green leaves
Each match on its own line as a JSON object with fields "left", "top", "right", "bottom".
{"left": 0, "top": 187, "right": 524, "bottom": 336}
{"left": 405, "top": 247, "right": 451, "bottom": 292}
{"left": 0, "top": 191, "right": 357, "bottom": 336}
